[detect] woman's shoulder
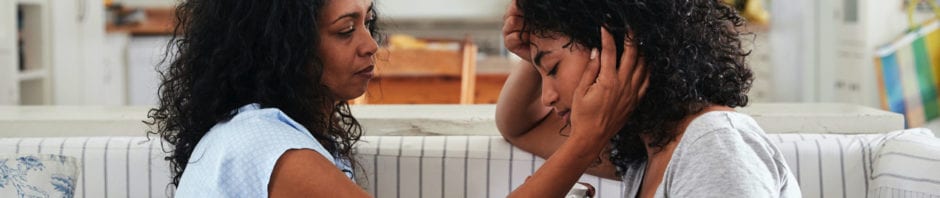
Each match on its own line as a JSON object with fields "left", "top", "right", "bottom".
{"left": 195, "top": 103, "right": 329, "bottom": 162}
{"left": 177, "top": 104, "right": 338, "bottom": 196}
{"left": 207, "top": 104, "right": 318, "bottom": 145}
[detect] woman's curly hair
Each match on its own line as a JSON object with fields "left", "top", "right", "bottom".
{"left": 517, "top": 0, "right": 753, "bottom": 173}
{"left": 145, "top": 0, "right": 380, "bottom": 186}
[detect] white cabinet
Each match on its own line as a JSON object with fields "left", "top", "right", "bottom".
{"left": 771, "top": 0, "right": 912, "bottom": 108}
{"left": 49, "top": 0, "right": 122, "bottom": 105}
{"left": 0, "top": 0, "right": 15, "bottom": 105}
{"left": 1, "top": 0, "right": 123, "bottom": 105}
{"left": 1, "top": 0, "right": 52, "bottom": 105}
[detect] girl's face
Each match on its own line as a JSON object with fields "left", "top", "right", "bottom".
{"left": 528, "top": 34, "right": 592, "bottom": 122}
{"left": 317, "top": 0, "right": 378, "bottom": 101}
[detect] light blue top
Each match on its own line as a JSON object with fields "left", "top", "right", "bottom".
{"left": 175, "top": 103, "right": 353, "bottom": 197}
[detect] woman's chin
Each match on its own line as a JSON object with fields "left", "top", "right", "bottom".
{"left": 337, "top": 87, "right": 369, "bottom": 102}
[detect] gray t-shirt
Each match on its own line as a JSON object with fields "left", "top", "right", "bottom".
{"left": 621, "top": 111, "right": 802, "bottom": 198}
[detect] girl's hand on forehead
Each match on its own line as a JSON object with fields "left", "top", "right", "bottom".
{"left": 503, "top": 0, "right": 531, "bottom": 62}
{"left": 570, "top": 26, "right": 649, "bottom": 141}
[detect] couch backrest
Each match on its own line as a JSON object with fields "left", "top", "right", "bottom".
{"left": 0, "top": 129, "right": 935, "bottom": 198}
{"left": 0, "top": 137, "right": 172, "bottom": 198}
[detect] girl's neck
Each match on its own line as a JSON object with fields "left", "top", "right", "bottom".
{"left": 639, "top": 105, "right": 735, "bottom": 157}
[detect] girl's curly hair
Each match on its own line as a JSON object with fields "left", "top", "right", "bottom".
{"left": 517, "top": 0, "right": 753, "bottom": 173}
{"left": 145, "top": 0, "right": 380, "bottom": 186}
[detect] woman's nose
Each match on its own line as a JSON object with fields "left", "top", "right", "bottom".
{"left": 359, "top": 32, "right": 378, "bottom": 57}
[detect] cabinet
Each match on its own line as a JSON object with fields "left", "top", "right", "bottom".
{"left": 771, "top": 0, "right": 916, "bottom": 107}
{"left": 1, "top": 0, "right": 52, "bottom": 105}
{"left": 1, "top": 0, "right": 121, "bottom": 105}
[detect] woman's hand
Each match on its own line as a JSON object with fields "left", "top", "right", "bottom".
{"left": 503, "top": 0, "right": 531, "bottom": 61}
{"left": 570, "top": 26, "right": 650, "bottom": 142}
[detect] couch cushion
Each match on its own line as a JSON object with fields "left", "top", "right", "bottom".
{"left": 1, "top": 129, "right": 936, "bottom": 198}
{"left": 767, "top": 128, "right": 936, "bottom": 198}
{"left": 0, "top": 154, "right": 79, "bottom": 198}
{"left": 355, "top": 136, "right": 625, "bottom": 198}
{"left": 869, "top": 129, "right": 940, "bottom": 197}
{"left": 0, "top": 137, "right": 172, "bottom": 198}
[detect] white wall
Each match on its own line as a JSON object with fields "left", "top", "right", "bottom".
{"left": 378, "top": 0, "right": 508, "bottom": 21}
{"left": 116, "top": 0, "right": 512, "bottom": 21}
{"left": 114, "top": 0, "right": 175, "bottom": 8}
{"left": 770, "top": 0, "right": 817, "bottom": 102}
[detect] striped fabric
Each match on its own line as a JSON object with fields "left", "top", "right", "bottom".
{"left": 0, "top": 137, "right": 172, "bottom": 198}
{"left": 876, "top": 21, "right": 940, "bottom": 127}
{"left": 768, "top": 129, "right": 938, "bottom": 198}
{"left": 869, "top": 129, "right": 940, "bottom": 197}
{"left": 0, "top": 129, "right": 937, "bottom": 198}
{"left": 355, "top": 136, "right": 625, "bottom": 198}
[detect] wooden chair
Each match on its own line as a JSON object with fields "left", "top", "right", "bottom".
{"left": 352, "top": 37, "right": 478, "bottom": 104}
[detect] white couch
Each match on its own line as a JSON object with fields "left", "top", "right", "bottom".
{"left": 2, "top": 103, "right": 938, "bottom": 198}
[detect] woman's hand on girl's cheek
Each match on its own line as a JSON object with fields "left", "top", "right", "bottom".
{"left": 570, "top": 26, "right": 650, "bottom": 141}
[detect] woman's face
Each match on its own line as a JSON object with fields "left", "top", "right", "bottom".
{"left": 528, "top": 34, "right": 592, "bottom": 122}
{"left": 317, "top": 0, "right": 378, "bottom": 101}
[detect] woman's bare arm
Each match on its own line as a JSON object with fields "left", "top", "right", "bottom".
{"left": 268, "top": 149, "right": 371, "bottom": 197}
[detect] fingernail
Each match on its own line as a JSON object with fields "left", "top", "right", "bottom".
{"left": 590, "top": 48, "right": 598, "bottom": 60}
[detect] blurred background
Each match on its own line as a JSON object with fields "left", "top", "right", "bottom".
{"left": 1, "top": 0, "right": 939, "bottom": 127}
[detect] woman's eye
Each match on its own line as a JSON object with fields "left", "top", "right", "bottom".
{"left": 339, "top": 26, "right": 354, "bottom": 36}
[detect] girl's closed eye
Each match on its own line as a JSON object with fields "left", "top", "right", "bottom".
{"left": 547, "top": 62, "right": 560, "bottom": 77}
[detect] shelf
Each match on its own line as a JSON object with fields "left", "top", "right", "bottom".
{"left": 18, "top": 69, "right": 47, "bottom": 81}
{"left": 105, "top": 8, "right": 175, "bottom": 35}
{"left": 16, "top": 0, "right": 45, "bottom": 6}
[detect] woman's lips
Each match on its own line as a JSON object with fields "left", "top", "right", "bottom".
{"left": 355, "top": 65, "right": 375, "bottom": 79}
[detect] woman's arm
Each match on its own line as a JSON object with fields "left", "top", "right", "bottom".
{"left": 268, "top": 149, "right": 371, "bottom": 197}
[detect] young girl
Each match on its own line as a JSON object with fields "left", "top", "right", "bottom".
{"left": 147, "top": 0, "right": 379, "bottom": 196}
{"left": 498, "top": 0, "right": 802, "bottom": 197}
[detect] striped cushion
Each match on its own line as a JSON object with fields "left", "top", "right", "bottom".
{"left": 767, "top": 129, "right": 937, "bottom": 198}
{"left": 869, "top": 129, "right": 940, "bottom": 197}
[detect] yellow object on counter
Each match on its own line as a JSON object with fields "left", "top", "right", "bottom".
{"left": 389, "top": 34, "right": 428, "bottom": 49}
{"left": 722, "top": 0, "right": 770, "bottom": 25}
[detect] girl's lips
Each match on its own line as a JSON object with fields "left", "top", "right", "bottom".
{"left": 558, "top": 110, "right": 570, "bottom": 121}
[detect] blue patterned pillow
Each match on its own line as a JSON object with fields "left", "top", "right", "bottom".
{"left": 0, "top": 154, "right": 79, "bottom": 198}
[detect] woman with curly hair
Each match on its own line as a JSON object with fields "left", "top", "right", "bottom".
{"left": 497, "top": 0, "right": 801, "bottom": 197}
{"left": 146, "top": 0, "right": 379, "bottom": 196}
